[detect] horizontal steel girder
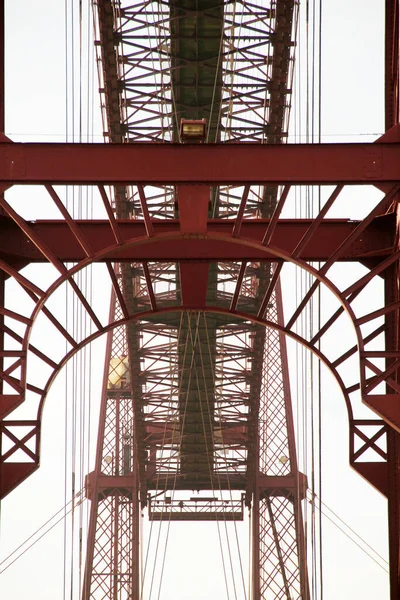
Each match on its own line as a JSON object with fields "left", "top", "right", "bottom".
{"left": 0, "top": 141, "right": 398, "bottom": 184}
{"left": 0, "top": 216, "right": 394, "bottom": 262}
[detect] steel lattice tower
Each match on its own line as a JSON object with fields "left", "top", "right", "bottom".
{"left": 2, "top": 1, "right": 400, "bottom": 599}
{"left": 83, "top": 292, "right": 140, "bottom": 599}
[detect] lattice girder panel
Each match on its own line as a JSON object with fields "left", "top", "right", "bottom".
{"left": 95, "top": 0, "right": 174, "bottom": 143}
{"left": 220, "top": 0, "right": 298, "bottom": 144}
{"left": 350, "top": 419, "right": 390, "bottom": 495}
{"left": 258, "top": 495, "right": 303, "bottom": 600}
{"left": 249, "top": 276, "right": 308, "bottom": 600}
{"left": 259, "top": 295, "right": 292, "bottom": 476}
{"left": 96, "top": 0, "right": 298, "bottom": 145}
{"left": 83, "top": 494, "right": 138, "bottom": 600}
{"left": 0, "top": 420, "right": 40, "bottom": 497}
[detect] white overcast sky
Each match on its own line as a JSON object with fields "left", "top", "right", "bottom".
{"left": 0, "top": 1, "right": 393, "bottom": 599}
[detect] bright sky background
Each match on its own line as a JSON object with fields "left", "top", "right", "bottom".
{"left": 0, "top": 1, "right": 393, "bottom": 599}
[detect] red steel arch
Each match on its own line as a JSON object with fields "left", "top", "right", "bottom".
{"left": 2, "top": 0, "right": 400, "bottom": 597}
{"left": 0, "top": 183, "right": 396, "bottom": 502}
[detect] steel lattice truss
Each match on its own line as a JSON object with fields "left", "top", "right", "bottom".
{"left": 2, "top": 0, "right": 400, "bottom": 599}
{"left": 256, "top": 290, "right": 306, "bottom": 599}
{"left": 98, "top": 0, "right": 296, "bottom": 143}
{"left": 83, "top": 296, "right": 139, "bottom": 599}
{"left": 89, "top": 1, "right": 304, "bottom": 597}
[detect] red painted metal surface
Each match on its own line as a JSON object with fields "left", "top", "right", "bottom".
{"left": 252, "top": 282, "right": 309, "bottom": 599}
{"left": 0, "top": 420, "right": 39, "bottom": 497}
{"left": 0, "top": 140, "right": 400, "bottom": 184}
{"left": 2, "top": 0, "right": 400, "bottom": 598}
{"left": 0, "top": 0, "right": 4, "bottom": 136}
{"left": 0, "top": 216, "right": 394, "bottom": 262}
{"left": 386, "top": 0, "right": 400, "bottom": 129}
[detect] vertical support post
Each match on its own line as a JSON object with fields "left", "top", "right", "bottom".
{"left": 383, "top": 5, "right": 400, "bottom": 588}
{"left": 251, "top": 278, "right": 309, "bottom": 600}
{"left": 82, "top": 292, "right": 140, "bottom": 600}
{"left": 252, "top": 439, "right": 260, "bottom": 600}
{"left": 385, "top": 0, "right": 399, "bottom": 130}
{"left": 82, "top": 299, "right": 114, "bottom": 600}
{"left": 0, "top": 272, "right": 4, "bottom": 394}
{"left": 0, "top": 0, "right": 4, "bottom": 135}
{"left": 385, "top": 263, "right": 400, "bottom": 599}
{"left": 387, "top": 429, "right": 400, "bottom": 598}
{"left": 276, "top": 280, "right": 309, "bottom": 600}
{"left": 0, "top": 0, "right": 5, "bottom": 407}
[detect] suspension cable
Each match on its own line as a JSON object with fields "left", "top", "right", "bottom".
{"left": 316, "top": 0, "right": 323, "bottom": 593}
{"left": 0, "top": 489, "right": 85, "bottom": 574}
{"left": 141, "top": 312, "right": 193, "bottom": 600}
{"left": 308, "top": 492, "right": 388, "bottom": 573}
{"left": 186, "top": 312, "right": 233, "bottom": 600}
{"left": 203, "top": 312, "right": 248, "bottom": 600}
{"left": 151, "top": 312, "right": 203, "bottom": 600}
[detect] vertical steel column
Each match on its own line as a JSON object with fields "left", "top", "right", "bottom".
{"left": 0, "top": 0, "right": 5, "bottom": 392}
{"left": 0, "top": 273, "right": 4, "bottom": 396}
{"left": 0, "top": 0, "right": 4, "bottom": 135}
{"left": 387, "top": 429, "right": 400, "bottom": 599}
{"left": 82, "top": 293, "right": 140, "bottom": 600}
{"left": 385, "top": 0, "right": 399, "bottom": 130}
{"left": 252, "top": 280, "right": 308, "bottom": 600}
{"left": 384, "top": 264, "right": 400, "bottom": 599}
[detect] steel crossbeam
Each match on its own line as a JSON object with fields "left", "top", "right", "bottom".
{"left": 0, "top": 141, "right": 398, "bottom": 184}
{"left": 0, "top": 216, "right": 393, "bottom": 262}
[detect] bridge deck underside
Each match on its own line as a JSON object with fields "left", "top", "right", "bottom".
{"left": 93, "top": 0, "right": 297, "bottom": 497}
{"left": 170, "top": 0, "right": 223, "bottom": 141}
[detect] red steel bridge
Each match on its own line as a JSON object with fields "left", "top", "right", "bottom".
{"left": 0, "top": 1, "right": 400, "bottom": 598}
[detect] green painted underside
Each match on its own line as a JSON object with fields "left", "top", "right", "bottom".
{"left": 170, "top": 0, "right": 224, "bottom": 141}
